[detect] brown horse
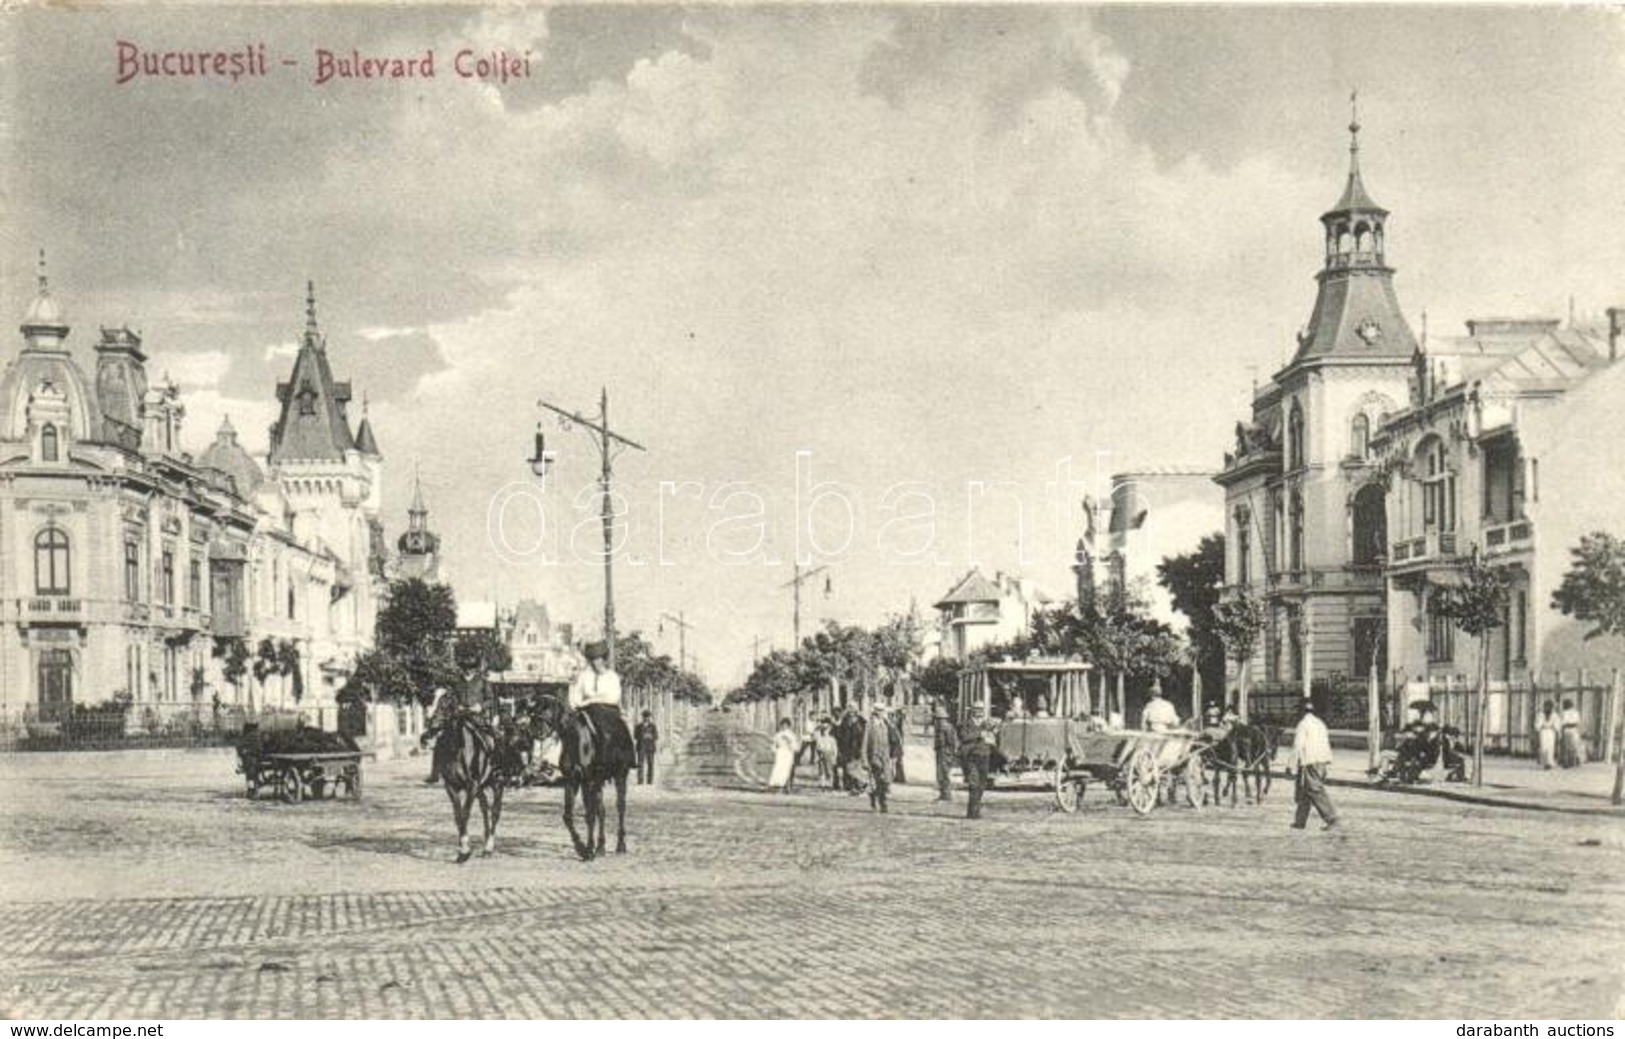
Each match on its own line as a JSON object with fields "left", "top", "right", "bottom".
{"left": 1205, "top": 722, "right": 1275, "bottom": 806}
{"left": 427, "top": 711, "right": 506, "bottom": 863}
{"left": 527, "top": 696, "right": 636, "bottom": 860}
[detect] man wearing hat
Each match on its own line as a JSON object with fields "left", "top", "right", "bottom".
{"left": 1141, "top": 680, "right": 1180, "bottom": 733}
{"left": 931, "top": 701, "right": 959, "bottom": 802}
{"left": 1290, "top": 698, "right": 1342, "bottom": 832}
{"left": 859, "top": 703, "right": 897, "bottom": 813}
{"left": 634, "top": 709, "right": 659, "bottom": 786}
{"left": 569, "top": 641, "right": 623, "bottom": 742}
{"left": 957, "top": 704, "right": 996, "bottom": 819}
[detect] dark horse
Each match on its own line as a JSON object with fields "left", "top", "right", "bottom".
{"left": 1205, "top": 722, "right": 1275, "bottom": 806}
{"left": 425, "top": 711, "right": 506, "bottom": 864}
{"left": 527, "top": 696, "right": 636, "bottom": 860}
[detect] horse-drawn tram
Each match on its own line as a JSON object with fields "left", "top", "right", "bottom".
{"left": 235, "top": 727, "right": 364, "bottom": 804}
{"left": 957, "top": 660, "right": 1206, "bottom": 815}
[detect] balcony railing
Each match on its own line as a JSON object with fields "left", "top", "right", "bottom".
{"left": 1267, "top": 567, "right": 1385, "bottom": 594}
{"left": 1483, "top": 519, "right": 1533, "bottom": 555}
{"left": 1390, "top": 530, "right": 1460, "bottom": 567}
{"left": 12, "top": 597, "right": 85, "bottom": 623}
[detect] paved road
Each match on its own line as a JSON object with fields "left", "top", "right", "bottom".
{"left": 1, "top": 743, "right": 1622, "bottom": 1019}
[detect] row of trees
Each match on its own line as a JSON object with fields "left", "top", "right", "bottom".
{"left": 342, "top": 577, "right": 712, "bottom": 707}
{"left": 726, "top": 615, "right": 924, "bottom": 707}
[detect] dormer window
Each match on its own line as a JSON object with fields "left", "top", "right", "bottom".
{"left": 296, "top": 380, "right": 318, "bottom": 416}
{"left": 40, "top": 423, "right": 58, "bottom": 462}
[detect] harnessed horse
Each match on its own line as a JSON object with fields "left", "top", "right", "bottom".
{"left": 526, "top": 696, "right": 636, "bottom": 860}
{"left": 1202, "top": 721, "right": 1274, "bottom": 806}
{"left": 426, "top": 710, "right": 506, "bottom": 863}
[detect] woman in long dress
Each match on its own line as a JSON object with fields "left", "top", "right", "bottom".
{"left": 1534, "top": 700, "right": 1559, "bottom": 770}
{"left": 1557, "top": 698, "right": 1584, "bottom": 769}
{"left": 768, "top": 717, "right": 798, "bottom": 792}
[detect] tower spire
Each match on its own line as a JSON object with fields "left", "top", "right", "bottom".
{"left": 304, "top": 280, "right": 319, "bottom": 338}
{"left": 1349, "top": 89, "right": 1361, "bottom": 168}
{"left": 36, "top": 249, "right": 48, "bottom": 296}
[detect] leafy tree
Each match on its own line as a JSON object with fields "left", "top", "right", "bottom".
{"left": 1551, "top": 532, "right": 1625, "bottom": 805}
{"left": 1432, "top": 556, "right": 1510, "bottom": 787}
{"left": 1211, "top": 589, "right": 1268, "bottom": 717}
{"left": 1157, "top": 533, "right": 1227, "bottom": 697}
{"left": 1551, "top": 532, "right": 1625, "bottom": 642}
{"left": 916, "top": 657, "right": 963, "bottom": 711}
{"left": 213, "top": 636, "right": 251, "bottom": 707}
{"left": 364, "top": 578, "right": 461, "bottom": 706}
{"left": 456, "top": 628, "right": 513, "bottom": 675}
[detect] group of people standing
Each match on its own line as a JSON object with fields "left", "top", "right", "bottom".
{"left": 1535, "top": 698, "right": 1587, "bottom": 770}
{"left": 768, "top": 704, "right": 907, "bottom": 809}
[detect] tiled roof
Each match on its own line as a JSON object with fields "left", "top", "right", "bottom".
{"left": 934, "top": 569, "right": 1002, "bottom": 608}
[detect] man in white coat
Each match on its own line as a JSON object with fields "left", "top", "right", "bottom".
{"left": 1290, "top": 698, "right": 1343, "bottom": 832}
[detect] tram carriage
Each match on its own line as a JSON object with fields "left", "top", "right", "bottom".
{"left": 956, "top": 659, "right": 1206, "bottom": 815}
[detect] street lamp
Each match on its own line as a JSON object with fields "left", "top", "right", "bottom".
{"left": 530, "top": 388, "right": 647, "bottom": 672}
{"left": 526, "top": 424, "right": 558, "bottom": 491}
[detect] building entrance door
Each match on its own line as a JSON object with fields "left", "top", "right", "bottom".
{"left": 38, "top": 648, "right": 73, "bottom": 721}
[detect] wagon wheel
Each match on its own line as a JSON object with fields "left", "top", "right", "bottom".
{"left": 279, "top": 765, "right": 304, "bottom": 804}
{"left": 1126, "top": 746, "right": 1160, "bottom": 816}
{"left": 1053, "top": 766, "right": 1081, "bottom": 814}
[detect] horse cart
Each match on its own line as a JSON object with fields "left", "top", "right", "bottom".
{"left": 957, "top": 660, "right": 1207, "bottom": 815}
{"left": 236, "top": 730, "right": 364, "bottom": 804}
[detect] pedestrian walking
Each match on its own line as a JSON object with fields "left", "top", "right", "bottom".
{"left": 931, "top": 701, "right": 959, "bottom": 802}
{"left": 768, "top": 717, "right": 798, "bottom": 792}
{"left": 1290, "top": 699, "right": 1342, "bottom": 832}
{"left": 889, "top": 707, "right": 907, "bottom": 784}
{"left": 815, "top": 718, "right": 838, "bottom": 787}
{"left": 957, "top": 704, "right": 994, "bottom": 819}
{"left": 1535, "top": 700, "right": 1559, "bottom": 770}
{"left": 860, "top": 704, "right": 896, "bottom": 812}
{"left": 634, "top": 709, "right": 660, "bottom": 786}
{"left": 1558, "top": 698, "right": 1585, "bottom": 768}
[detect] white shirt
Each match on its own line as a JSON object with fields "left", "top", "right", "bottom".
{"left": 568, "top": 666, "right": 623, "bottom": 710}
{"left": 1142, "top": 697, "right": 1180, "bottom": 732}
{"left": 1292, "top": 711, "right": 1334, "bottom": 768}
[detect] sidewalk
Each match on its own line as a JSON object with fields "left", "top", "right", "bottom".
{"left": 1301, "top": 752, "right": 1625, "bottom": 816}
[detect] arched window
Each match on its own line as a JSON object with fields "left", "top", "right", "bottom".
{"left": 1287, "top": 402, "right": 1305, "bottom": 470}
{"left": 40, "top": 423, "right": 59, "bottom": 462}
{"left": 1350, "top": 413, "right": 1370, "bottom": 459}
{"left": 35, "top": 527, "right": 70, "bottom": 595}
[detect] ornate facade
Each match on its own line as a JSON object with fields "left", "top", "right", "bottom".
{"left": 0, "top": 262, "right": 385, "bottom": 732}
{"left": 1217, "top": 112, "right": 1624, "bottom": 705}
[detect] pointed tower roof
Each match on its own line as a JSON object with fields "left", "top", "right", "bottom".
{"left": 1290, "top": 96, "right": 1417, "bottom": 366}
{"left": 1327, "top": 92, "right": 1386, "bottom": 217}
{"left": 268, "top": 281, "right": 357, "bottom": 464}
{"left": 355, "top": 395, "right": 380, "bottom": 455}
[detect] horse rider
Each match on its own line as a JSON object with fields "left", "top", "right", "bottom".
{"left": 957, "top": 703, "right": 996, "bottom": 820}
{"left": 931, "top": 700, "right": 959, "bottom": 802}
{"left": 1200, "top": 702, "right": 1231, "bottom": 744}
{"left": 568, "top": 641, "right": 623, "bottom": 744}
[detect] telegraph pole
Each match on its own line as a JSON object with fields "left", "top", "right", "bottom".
{"left": 536, "top": 387, "right": 646, "bottom": 672}
{"left": 781, "top": 562, "right": 830, "bottom": 648}
{"left": 659, "top": 610, "right": 694, "bottom": 673}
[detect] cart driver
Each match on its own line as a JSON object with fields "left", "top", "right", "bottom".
{"left": 1141, "top": 682, "right": 1181, "bottom": 733}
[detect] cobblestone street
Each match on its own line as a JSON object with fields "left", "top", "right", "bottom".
{"left": 1, "top": 747, "right": 1622, "bottom": 1019}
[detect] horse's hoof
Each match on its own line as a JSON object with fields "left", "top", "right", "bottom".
{"left": 615, "top": 844, "right": 627, "bottom": 854}
{"left": 455, "top": 851, "right": 472, "bottom": 864}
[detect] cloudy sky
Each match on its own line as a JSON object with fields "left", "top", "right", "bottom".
{"left": 5, "top": 4, "right": 1624, "bottom": 685}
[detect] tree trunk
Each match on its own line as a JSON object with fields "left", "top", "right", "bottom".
{"left": 1237, "top": 656, "right": 1250, "bottom": 722}
{"left": 1474, "top": 635, "right": 1489, "bottom": 787}
{"left": 1367, "top": 662, "right": 1381, "bottom": 773}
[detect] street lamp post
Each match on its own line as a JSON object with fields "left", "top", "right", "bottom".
{"left": 659, "top": 610, "right": 694, "bottom": 673}
{"left": 530, "top": 387, "right": 646, "bottom": 672}
{"left": 781, "top": 562, "right": 831, "bottom": 649}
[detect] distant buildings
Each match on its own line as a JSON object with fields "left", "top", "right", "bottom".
{"left": 933, "top": 568, "right": 1052, "bottom": 662}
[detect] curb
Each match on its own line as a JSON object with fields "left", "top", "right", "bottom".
{"left": 1269, "top": 767, "right": 1625, "bottom": 817}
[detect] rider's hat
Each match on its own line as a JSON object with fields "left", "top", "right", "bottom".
{"left": 642, "top": 709, "right": 652, "bottom": 718}
{"left": 584, "top": 641, "right": 609, "bottom": 661}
